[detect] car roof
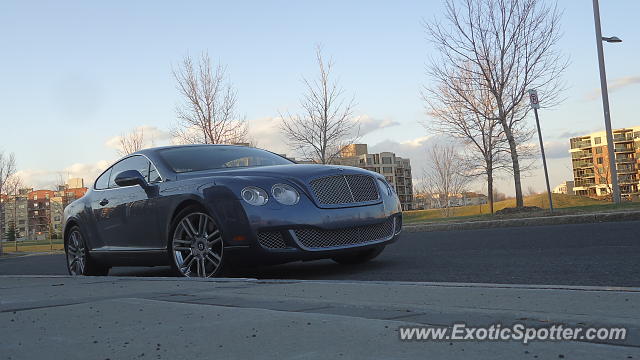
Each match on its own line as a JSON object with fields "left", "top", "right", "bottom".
{"left": 133, "top": 144, "right": 251, "bottom": 156}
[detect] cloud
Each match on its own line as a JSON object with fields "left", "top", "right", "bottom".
{"left": 15, "top": 160, "right": 112, "bottom": 190}
{"left": 521, "top": 140, "right": 569, "bottom": 159}
{"left": 63, "top": 160, "right": 112, "bottom": 183}
{"left": 354, "top": 115, "right": 400, "bottom": 136}
{"left": 585, "top": 75, "right": 640, "bottom": 100}
{"left": 249, "top": 114, "right": 400, "bottom": 158}
{"left": 105, "top": 125, "right": 173, "bottom": 151}
{"left": 556, "top": 130, "right": 586, "bottom": 139}
{"left": 368, "top": 135, "right": 438, "bottom": 177}
{"left": 247, "top": 117, "right": 290, "bottom": 155}
{"left": 541, "top": 140, "right": 570, "bottom": 159}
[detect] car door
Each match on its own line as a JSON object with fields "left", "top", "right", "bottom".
{"left": 88, "top": 166, "right": 113, "bottom": 250}
{"left": 92, "top": 155, "right": 161, "bottom": 250}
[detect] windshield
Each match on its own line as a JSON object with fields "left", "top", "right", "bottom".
{"left": 159, "top": 146, "right": 294, "bottom": 173}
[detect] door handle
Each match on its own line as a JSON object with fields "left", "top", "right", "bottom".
{"left": 99, "top": 198, "right": 109, "bottom": 206}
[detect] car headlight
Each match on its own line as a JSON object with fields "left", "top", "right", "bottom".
{"left": 377, "top": 178, "right": 393, "bottom": 196}
{"left": 271, "top": 183, "right": 300, "bottom": 205}
{"left": 241, "top": 186, "right": 269, "bottom": 206}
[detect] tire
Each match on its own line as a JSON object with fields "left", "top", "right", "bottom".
{"left": 331, "top": 245, "right": 385, "bottom": 265}
{"left": 168, "top": 205, "right": 226, "bottom": 278}
{"left": 65, "top": 225, "right": 109, "bottom": 276}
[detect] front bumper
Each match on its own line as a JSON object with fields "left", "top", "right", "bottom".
{"left": 209, "top": 197, "right": 402, "bottom": 266}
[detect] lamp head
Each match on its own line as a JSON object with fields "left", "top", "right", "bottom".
{"left": 602, "top": 36, "right": 622, "bottom": 43}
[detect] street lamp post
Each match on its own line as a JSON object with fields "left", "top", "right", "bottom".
{"left": 592, "top": 0, "right": 622, "bottom": 204}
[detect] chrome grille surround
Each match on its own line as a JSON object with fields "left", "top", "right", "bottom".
{"left": 309, "top": 174, "right": 379, "bottom": 205}
{"left": 394, "top": 216, "right": 402, "bottom": 235}
{"left": 293, "top": 218, "right": 394, "bottom": 249}
{"left": 257, "top": 231, "right": 288, "bottom": 249}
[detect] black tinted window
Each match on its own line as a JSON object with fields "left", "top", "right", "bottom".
{"left": 148, "top": 162, "right": 162, "bottom": 183}
{"left": 159, "top": 146, "right": 293, "bottom": 173}
{"left": 94, "top": 168, "right": 111, "bottom": 190}
{"left": 108, "top": 156, "right": 150, "bottom": 188}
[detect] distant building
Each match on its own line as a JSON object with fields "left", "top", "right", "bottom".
{"left": 413, "top": 192, "right": 488, "bottom": 210}
{"left": 552, "top": 181, "right": 575, "bottom": 195}
{"left": 570, "top": 127, "right": 640, "bottom": 198}
{"left": 334, "top": 144, "right": 414, "bottom": 210}
{"left": 413, "top": 193, "right": 440, "bottom": 210}
{"left": 453, "top": 192, "right": 489, "bottom": 207}
{"left": 1, "top": 188, "right": 30, "bottom": 241}
{"left": 27, "top": 190, "right": 55, "bottom": 241}
{"left": 51, "top": 178, "right": 88, "bottom": 239}
{"left": 50, "top": 196, "right": 65, "bottom": 239}
{"left": 66, "top": 178, "right": 84, "bottom": 189}
{"left": 0, "top": 178, "right": 87, "bottom": 241}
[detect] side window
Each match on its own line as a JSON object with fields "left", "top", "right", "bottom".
{"left": 95, "top": 168, "right": 112, "bottom": 190}
{"left": 108, "top": 156, "right": 151, "bottom": 188}
{"left": 148, "top": 162, "right": 162, "bottom": 183}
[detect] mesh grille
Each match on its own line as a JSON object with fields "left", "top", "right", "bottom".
{"left": 310, "top": 175, "right": 379, "bottom": 205}
{"left": 257, "top": 231, "right": 288, "bottom": 249}
{"left": 345, "top": 175, "right": 379, "bottom": 202}
{"left": 294, "top": 219, "right": 394, "bottom": 249}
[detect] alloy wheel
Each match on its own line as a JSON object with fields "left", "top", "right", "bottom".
{"left": 66, "top": 230, "right": 87, "bottom": 275}
{"left": 172, "top": 212, "right": 223, "bottom": 277}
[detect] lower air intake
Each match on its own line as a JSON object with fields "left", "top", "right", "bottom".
{"left": 257, "top": 231, "right": 288, "bottom": 249}
{"left": 294, "top": 219, "right": 394, "bottom": 249}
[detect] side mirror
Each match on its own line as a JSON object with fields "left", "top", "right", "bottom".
{"left": 114, "top": 170, "right": 148, "bottom": 188}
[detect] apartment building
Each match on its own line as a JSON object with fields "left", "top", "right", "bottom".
{"left": 27, "top": 190, "right": 55, "bottom": 241}
{"left": 335, "top": 144, "right": 414, "bottom": 210}
{"left": 1, "top": 188, "right": 30, "bottom": 240}
{"left": 0, "top": 178, "right": 88, "bottom": 241}
{"left": 552, "top": 181, "right": 575, "bottom": 195}
{"left": 50, "top": 178, "right": 88, "bottom": 238}
{"left": 570, "top": 127, "right": 640, "bottom": 198}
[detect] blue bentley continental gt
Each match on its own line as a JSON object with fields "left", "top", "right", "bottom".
{"left": 63, "top": 144, "right": 403, "bottom": 277}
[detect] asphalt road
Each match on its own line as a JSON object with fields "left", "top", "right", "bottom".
{"left": 2, "top": 221, "right": 639, "bottom": 287}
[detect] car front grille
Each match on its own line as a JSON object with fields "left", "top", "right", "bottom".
{"left": 257, "top": 231, "right": 288, "bottom": 249}
{"left": 294, "top": 218, "right": 394, "bottom": 249}
{"left": 309, "top": 174, "right": 379, "bottom": 205}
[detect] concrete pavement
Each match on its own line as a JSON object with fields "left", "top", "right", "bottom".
{"left": 1, "top": 275, "right": 639, "bottom": 359}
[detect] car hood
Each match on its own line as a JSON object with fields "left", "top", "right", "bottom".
{"left": 175, "top": 164, "right": 379, "bottom": 182}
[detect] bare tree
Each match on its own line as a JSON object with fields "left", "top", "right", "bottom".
{"left": 493, "top": 188, "right": 507, "bottom": 202}
{"left": 425, "top": 0, "right": 567, "bottom": 207}
{"left": 172, "top": 52, "right": 248, "bottom": 144}
{"left": 0, "top": 151, "right": 16, "bottom": 195}
{"left": 280, "top": 46, "right": 358, "bottom": 164}
{"left": 117, "top": 128, "right": 146, "bottom": 156}
{"left": 423, "top": 63, "right": 510, "bottom": 214}
{"left": 422, "top": 144, "right": 470, "bottom": 217}
{"left": 593, "top": 157, "right": 614, "bottom": 198}
{"left": 4, "top": 175, "right": 23, "bottom": 250}
{"left": 0, "top": 151, "right": 16, "bottom": 255}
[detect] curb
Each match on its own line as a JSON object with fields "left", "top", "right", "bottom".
{"left": 3, "top": 275, "right": 640, "bottom": 292}
{"left": 0, "top": 251, "right": 63, "bottom": 259}
{"left": 404, "top": 210, "right": 640, "bottom": 232}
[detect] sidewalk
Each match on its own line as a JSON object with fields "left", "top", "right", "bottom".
{"left": 1, "top": 276, "right": 638, "bottom": 359}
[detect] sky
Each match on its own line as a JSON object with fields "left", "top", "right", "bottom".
{"left": 1, "top": 0, "right": 639, "bottom": 195}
